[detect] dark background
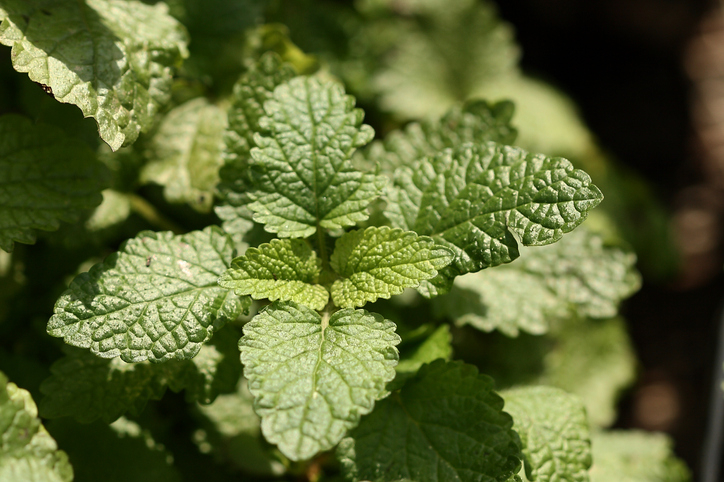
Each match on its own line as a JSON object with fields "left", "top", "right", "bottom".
{"left": 496, "top": 0, "right": 722, "bottom": 478}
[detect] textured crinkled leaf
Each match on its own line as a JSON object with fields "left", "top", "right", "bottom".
{"left": 219, "top": 238, "right": 328, "bottom": 310}
{"left": 46, "top": 417, "right": 182, "bottom": 482}
{"left": 516, "top": 228, "right": 641, "bottom": 319}
{"left": 0, "top": 115, "right": 108, "bottom": 252}
{"left": 589, "top": 431, "right": 690, "bottom": 482}
{"left": 141, "top": 98, "right": 226, "bottom": 212}
{"left": 40, "top": 329, "right": 242, "bottom": 423}
{"left": 502, "top": 386, "right": 592, "bottom": 482}
{"left": 0, "top": 0, "right": 188, "bottom": 151}
{"left": 337, "top": 360, "right": 522, "bottom": 482}
{"left": 330, "top": 226, "right": 453, "bottom": 308}
{"left": 47, "top": 226, "right": 248, "bottom": 363}
{"left": 372, "top": 0, "right": 518, "bottom": 120}
{"left": 0, "top": 371, "right": 73, "bottom": 482}
{"left": 194, "top": 379, "right": 286, "bottom": 476}
{"left": 386, "top": 142, "right": 603, "bottom": 283}
{"left": 434, "top": 269, "right": 564, "bottom": 336}
{"left": 216, "top": 53, "right": 297, "bottom": 239}
{"left": 361, "top": 99, "right": 517, "bottom": 174}
{"left": 433, "top": 227, "right": 639, "bottom": 335}
{"left": 246, "top": 76, "right": 386, "bottom": 237}
{"left": 240, "top": 301, "right": 400, "bottom": 461}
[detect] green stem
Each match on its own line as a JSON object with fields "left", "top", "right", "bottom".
{"left": 128, "top": 194, "right": 184, "bottom": 234}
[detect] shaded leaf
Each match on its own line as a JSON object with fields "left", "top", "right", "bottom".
{"left": 240, "top": 301, "right": 400, "bottom": 461}
{"left": 40, "top": 328, "right": 243, "bottom": 423}
{"left": 141, "top": 98, "right": 226, "bottom": 212}
{"left": 48, "top": 226, "right": 247, "bottom": 363}
{"left": 0, "top": 0, "right": 188, "bottom": 150}
{"left": 0, "top": 115, "right": 108, "bottom": 252}
{"left": 338, "top": 360, "right": 522, "bottom": 482}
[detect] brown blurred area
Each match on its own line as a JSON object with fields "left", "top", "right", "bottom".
{"left": 497, "top": 0, "right": 722, "bottom": 478}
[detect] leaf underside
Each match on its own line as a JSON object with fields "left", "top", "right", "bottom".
{"left": 246, "top": 76, "right": 386, "bottom": 237}
{"left": 240, "top": 301, "right": 400, "bottom": 461}
{"left": 337, "top": 360, "right": 522, "bottom": 482}
{"left": 330, "top": 226, "right": 453, "bottom": 308}
{"left": 47, "top": 226, "right": 247, "bottom": 363}
{"left": 0, "top": 0, "right": 188, "bottom": 151}
{"left": 386, "top": 142, "right": 603, "bottom": 288}
{"left": 0, "top": 115, "right": 108, "bottom": 252}
{"left": 219, "top": 238, "right": 328, "bottom": 310}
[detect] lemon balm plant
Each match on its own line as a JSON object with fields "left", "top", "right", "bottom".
{"left": 0, "top": 1, "right": 690, "bottom": 481}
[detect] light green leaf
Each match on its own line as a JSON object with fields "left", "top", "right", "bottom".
{"left": 0, "top": 0, "right": 189, "bottom": 151}
{"left": 589, "top": 431, "right": 690, "bottom": 482}
{"left": 246, "top": 76, "right": 386, "bottom": 237}
{"left": 502, "top": 386, "right": 592, "bottom": 482}
{"left": 216, "top": 53, "right": 297, "bottom": 238}
{"left": 40, "top": 328, "right": 242, "bottom": 423}
{"left": 0, "top": 371, "right": 73, "bottom": 482}
{"left": 47, "top": 226, "right": 248, "bottom": 363}
{"left": 219, "top": 238, "right": 329, "bottom": 310}
{"left": 0, "top": 115, "right": 109, "bottom": 252}
{"left": 141, "top": 98, "right": 226, "bottom": 212}
{"left": 435, "top": 269, "right": 563, "bottom": 336}
{"left": 361, "top": 99, "right": 517, "bottom": 174}
{"left": 240, "top": 301, "right": 400, "bottom": 461}
{"left": 372, "top": 0, "right": 518, "bottom": 120}
{"left": 330, "top": 226, "right": 453, "bottom": 308}
{"left": 337, "top": 360, "right": 522, "bottom": 482}
{"left": 386, "top": 142, "right": 603, "bottom": 285}
{"left": 433, "top": 227, "right": 640, "bottom": 335}
{"left": 85, "top": 189, "right": 132, "bottom": 232}
{"left": 539, "top": 317, "right": 636, "bottom": 428}
{"left": 516, "top": 228, "right": 641, "bottom": 319}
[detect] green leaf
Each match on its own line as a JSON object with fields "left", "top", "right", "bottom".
{"left": 141, "top": 98, "right": 226, "bottom": 212}
{"left": 386, "top": 142, "right": 603, "bottom": 285}
{"left": 245, "top": 76, "right": 386, "bottom": 237}
{"left": 40, "top": 328, "right": 243, "bottom": 423}
{"left": 219, "top": 238, "right": 329, "bottom": 310}
{"left": 502, "top": 386, "right": 592, "bottom": 482}
{"left": 194, "top": 378, "right": 286, "bottom": 477}
{"left": 589, "top": 431, "right": 690, "bottom": 482}
{"left": 337, "top": 360, "right": 522, "bottom": 482}
{"left": 85, "top": 189, "right": 132, "bottom": 232}
{"left": 515, "top": 228, "right": 641, "bottom": 319}
{"left": 361, "top": 99, "right": 517, "bottom": 174}
{"left": 435, "top": 268, "right": 563, "bottom": 336}
{"left": 216, "top": 53, "right": 297, "bottom": 238}
{"left": 393, "top": 324, "right": 452, "bottom": 389}
{"left": 46, "top": 417, "right": 182, "bottom": 482}
{"left": 0, "top": 115, "right": 109, "bottom": 252}
{"left": 0, "top": 371, "right": 73, "bottom": 482}
{"left": 240, "top": 301, "right": 400, "bottom": 461}
{"left": 538, "top": 317, "right": 636, "bottom": 428}
{"left": 47, "top": 226, "right": 248, "bottom": 363}
{"left": 0, "top": 0, "right": 189, "bottom": 151}
{"left": 433, "top": 227, "right": 640, "bottom": 335}
{"left": 372, "top": 0, "right": 518, "bottom": 120}
{"left": 330, "top": 226, "right": 453, "bottom": 308}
